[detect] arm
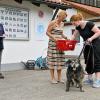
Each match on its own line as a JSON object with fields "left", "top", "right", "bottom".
{"left": 0, "top": 24, "right": 5, "bottom": 38}
{"left": 62, "top": 33, "right": 68, "bottom": 40}
{"left": 46, "top": 21, "right": 57, "bottom": 42}
{"left": 70, "top": 29, "right": 79, "bottom": 40}
{"left": 87, "top": 26, "right": 100, "bottom": 42}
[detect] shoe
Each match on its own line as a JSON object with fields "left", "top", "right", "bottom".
{"left": 51, "top": 80, "right": 58, "bottom": 84}
{"left": 93, "top": 79, "right": 100, "bottom": 88}
{"left": 84, "top": 79, "right": 93, "bottom": 85}
{"left": 57, "top": 80, "right": 64, "bottom": 84}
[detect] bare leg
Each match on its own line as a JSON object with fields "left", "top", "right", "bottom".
{"left": 50, "top": 69, "right": 55, "bottom": 80}
{"left": 95, "top": 72, "right": 100, "bottom": 80}
{"left": 0, "top": 50, "right": 4, "bottom": 79}
{"left": 57, "top": 69, "right": 64, "bottom": 83}
{"left": 57, "top": 69, "right": 61, "bottom": 81}
{"left": 88, "top": 74, "right": 93, "bottom": 80}
{"left": 50, "top": 69, "right": 57, "bottom": 84}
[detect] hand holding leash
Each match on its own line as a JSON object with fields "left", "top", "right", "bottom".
{"left": 86, "top": 38, "right": 92, "bottom": 43}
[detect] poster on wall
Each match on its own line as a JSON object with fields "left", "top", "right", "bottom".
{"left": 0, "top": 5, "right": 29, "bottom": 40}
{"left": 35, "top": 22, "right": 47, "bottom": 41}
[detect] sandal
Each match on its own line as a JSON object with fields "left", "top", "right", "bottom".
{"left": 57, "top": 80, "right": 64, "bottom": 83}
{"left": 51, "top": 80, "right": 58, "bottom": 84}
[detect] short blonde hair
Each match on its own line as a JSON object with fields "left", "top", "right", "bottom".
{"left": 57, "top": 9, "right": 67, "bottom": 17}
{"left": 70, "top": 13, "right": 83, "bottom": 22}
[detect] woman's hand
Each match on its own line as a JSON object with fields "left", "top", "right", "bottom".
{"left": 54, "top": 38, "right": 58, "bottom": 42}
{"left": 53, "top": 37, "right": 63, "bottom": 42}
{"left": 64, "top": 37, "right": 68, "bottom": 40}
{"left": 87, "top": 38, "right": 92, "bottom": 43}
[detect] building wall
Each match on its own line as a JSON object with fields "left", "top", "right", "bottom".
{"left": 1, "top": 0, "right": 99, "bottom": 71}
{"left": 0, "top": 0, "right": 53, "bottom": 71}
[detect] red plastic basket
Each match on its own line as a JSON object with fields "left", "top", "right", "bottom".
{"left": 56, "top": 40, "right": 77, "bottom": 51}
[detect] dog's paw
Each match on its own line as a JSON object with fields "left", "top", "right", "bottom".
{"left": 80, "top": 89, "right": 85, "bottom": 92}
{"left": 66, "top": 89, "right": 69, "bottom": 92}
{"left": 76, "top": 84, "right": 79, "bottom": 88}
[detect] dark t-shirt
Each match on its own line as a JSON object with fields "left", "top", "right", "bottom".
{"left": 76, "top": 21, "right": 95, "bottom": 41}
{"left": 0, "top": 24, "right": 5, "bottom": 50}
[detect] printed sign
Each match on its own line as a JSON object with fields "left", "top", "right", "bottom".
{"left": 0, "top": 5, "right": 29, "bottom": 40}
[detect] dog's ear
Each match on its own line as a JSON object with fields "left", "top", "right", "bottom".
{"left": 65, "top": 59, "right": 72, "bottom": 67}
{"left": 66, "top": 59, "right": 72, "bottom": 64}
{"left": 78, "top": 59, "right": 80, "bottom": 63}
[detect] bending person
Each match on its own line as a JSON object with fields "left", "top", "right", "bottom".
{"left": 70, "top": 13, "right": 100, "bottom": 88}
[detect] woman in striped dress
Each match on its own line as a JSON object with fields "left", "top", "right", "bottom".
{"left": 46, "top": 10, "right": 68, "bottom": 84}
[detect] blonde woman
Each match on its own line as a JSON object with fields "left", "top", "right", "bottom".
{"left": 70, "top": 13, "right": 100, "bottom": 88}
{"left": 46, "top": 10, "right": 68, "bottom": 84}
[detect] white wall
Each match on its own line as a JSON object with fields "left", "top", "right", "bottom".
{"left": 94, "top": 22, "right": 100, "bottom": 26}
{"left": 1, "top": 0, "right": 99, "bottom": 68}
{"left": 0, "top": 0, "right": 52, "bottom": 64}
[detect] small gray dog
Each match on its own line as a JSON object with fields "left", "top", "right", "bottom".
{"left": 66, "top": 59, "right": 84, "bottom": 92}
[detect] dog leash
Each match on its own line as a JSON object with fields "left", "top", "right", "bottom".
{"left": 77, "top": 41, "right": 87, "bottom": 61}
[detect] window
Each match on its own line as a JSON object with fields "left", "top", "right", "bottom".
{"left": 96, "top": 0, "right": 100, "bottom": 7}
{"left": 70, "top": 0, "right": 100, "bottom": 8}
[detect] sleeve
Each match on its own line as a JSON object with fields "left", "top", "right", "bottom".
{"left": 87, "top": 21, "right": 95, "bottom": 30}
{"left": 2, "top": 24, "right": 5, "bottom": 34}
{"left": 0, "top": 24, "right": 5, "bottom": 34}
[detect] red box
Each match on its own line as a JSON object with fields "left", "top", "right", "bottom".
{"left": 56, "top": 40, "right": 77, "bottom": 51}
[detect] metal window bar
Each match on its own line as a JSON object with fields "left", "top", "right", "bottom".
{"left": 69, "top": 0, "right": 99, "bottom": 7}
{"left": 80, "top": 0, "right": 85, "bottom": 4}
{"left": 96, "top": 0, "right": 100, "bottom": 7}
{"left": 89, "top": 0, "right": 94, "bottom": 6}
{"left": 85, "top": 0, "right": 90, "bottom": 5}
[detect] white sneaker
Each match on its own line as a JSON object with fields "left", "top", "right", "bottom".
{"left": 93, "top": 79, "right": 100, "bottom": 88}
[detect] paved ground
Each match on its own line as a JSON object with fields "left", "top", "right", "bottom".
{"left": 0, "top": 68, "right": 100, "bottom": 100}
